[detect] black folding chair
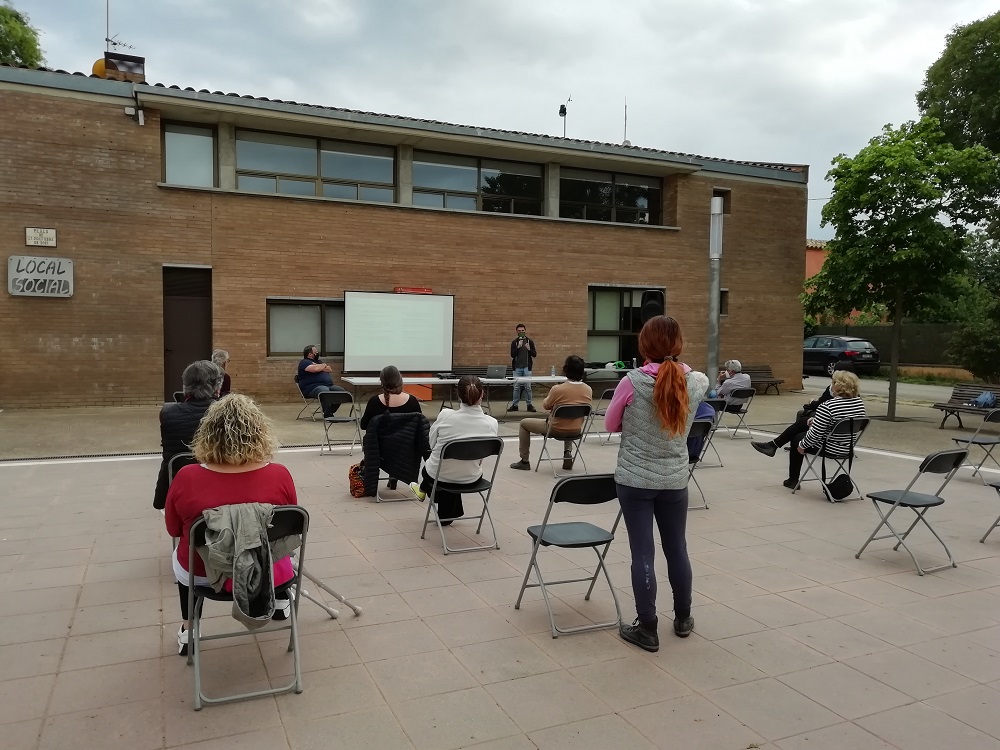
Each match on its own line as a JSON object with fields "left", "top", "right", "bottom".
{"left": 167, "top": 451, "right": 197, "bottom": 552}
{"left": 687, "top": 419, "right": 715, "bottom": 510}
{"left": 980, "top": 481, "right": 1000, "bottom": 544}
{"left": 791, "top": 417, "right": 870, "bottom": 502}
{"left": 420, "top": 437, "right": 504, "bottom": 554}
{"left": 294, "top": 375, "right": 321, "bottom": 421}
{"left": 720, "top": 388, "right": 756, "bottom": 440}
{"left": 855, "top": 449, "right": 967, "bottom": 576}
{"left": 172, "top": 391, "right": 184, "bottom": 403}
{"left": 700, "top": 398, "right": 727, "bottom": 468}
{"left": 318, "top": 391, "right": 361, "bottom": 455}
{"left": 583, "top": 388, "right": 618, "bottom": 444}
{"left": 535, "top": 403, "right": 592, "bottom": 477}
{"left": 952, "top": 409, "right": 1000, "bottom": 485}
{"left": 186, "top": 505, "right": 309, "bottom": 709}
{"left": 514, "top": 474, "right": 623, "bottom": 638}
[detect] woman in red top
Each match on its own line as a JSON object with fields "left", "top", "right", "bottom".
{"left": 165, "top": 393, "right": 297, "bottom": 656}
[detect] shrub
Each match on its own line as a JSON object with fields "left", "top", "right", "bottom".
{"left": 947, "top": 304, "right": 1000, "bottom": 383}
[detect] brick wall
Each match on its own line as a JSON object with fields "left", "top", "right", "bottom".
{"left": 0, "top": 89, "right": 806, "bottom": 408}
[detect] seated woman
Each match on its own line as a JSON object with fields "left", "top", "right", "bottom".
{"left": 410, "top": 375, "right": 499, "bottom": 525}
{"left": 784, "top": 369, "right": 866, "bottom": 489}
{"left": 359, "top": 365, "right": 422, "bottom": 430}
{"left": 152, "top": 360, "right": 223, "bottom": 510}
{"left": 164, "top": 394, "right": 298, "bottom": 655}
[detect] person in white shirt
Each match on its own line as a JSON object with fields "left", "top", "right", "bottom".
{"left": 411, "top": 375, "right": 499, "bottom": 524}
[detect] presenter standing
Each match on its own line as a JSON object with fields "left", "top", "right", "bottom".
{"left": 507, "top": 323, "right": 537, "bottom": 412}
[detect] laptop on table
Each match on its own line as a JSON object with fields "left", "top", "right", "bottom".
{"left": 486, "top": 365, "right": 508, "bottom": 379}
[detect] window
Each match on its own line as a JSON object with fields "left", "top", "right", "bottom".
{"left": 163, "top": 123, "right": 215, "bottom": 187}
{"left": 587, "top": 287, "right": 661, "bottom": 363}
{"left": 720, "top": 288, "right": 729, "bottom": 317}
{"left": 412, "top": 151, "right": 543, "bottom": 215}
{"left": 236, "top": 130, "right": 395, "bottom": 202}
{"left": 560, "top": 169, "right": 661, "bottom": 225}
{"left": 713, "top": 187, "right": 732, "bottom": 214}
{"left": 267, "top": 300, "right": 344, "bottom": 356}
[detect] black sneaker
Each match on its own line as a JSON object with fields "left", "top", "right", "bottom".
{"left": 527, "top": 404, "right": 537, "bottom": 412}
{"left": 510, "top": 460, "right": 531, "bottom": 471}
{"left": 620, "top": 617, "right": 659, "bottom": 652}
{"left": 508, "top": 405, "right": 519, "bottom": 412}
{"left": 751, "top": 441, "right": 777, "bottom": 458}
{"left": 562, "top": 458, "right": 574, "bottom": 471}
{"left": 673, "top": 616, "right": 694, "bottom": 638}
{"left": 783, "top": 478, "right": 798, "bottom": 490}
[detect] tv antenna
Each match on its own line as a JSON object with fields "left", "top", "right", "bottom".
{"left": 623, "top": 96, "right": 631, "bottom": 147}
{"left": 105, "top": 1, "right": 134, "bottom": 52}
{"left": 558, "top": 95, "right": 572, "bottom": 138}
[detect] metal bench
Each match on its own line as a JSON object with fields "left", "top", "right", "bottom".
{"left": 932, "top": 384, "right": 1000, "bottom": 429}
{"left": 741, "top": 364, "right": 785, "bottom": 395}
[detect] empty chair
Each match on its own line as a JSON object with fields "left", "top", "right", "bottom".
{"left": 420, "top": 437, "right": 504, "bottom": 554}
{"left": 514, "top": 474, "right": 623, "bottom": 638}
{"left": 952, "top": 408, "right": 1000, "bottom": 485}
{"left": 791, "top": 417, "right": 870, "bottom": 502}
{"left": 185, "top": 506, "right": 309, "bottom": 709}
{"left": 534, "top": 403, "right": 592, "bottom": 476}
{"left": 719, "top": 388, "right": 756, "bottom": 439}
{"left": 980, "top": 481, "right": 1000, "bottom": 544}
{"left": 687, "top": 419, "right": 715, "bottom": 510}
{"left": 318, "top": 391, "right": 362, "bottom": 455}
{"left": 583, "top": 388, "right": 618, "bottom": 444}
{"left": 856, "top": 449, "right": 967, "bottom": 575}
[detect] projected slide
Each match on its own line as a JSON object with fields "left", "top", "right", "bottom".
{"left": 344, "top": 291, "right": 455, "bottom": 372}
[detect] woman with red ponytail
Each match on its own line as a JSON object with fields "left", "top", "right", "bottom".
{"left": 603, "top": 315, "right": 709, "bottom": 652}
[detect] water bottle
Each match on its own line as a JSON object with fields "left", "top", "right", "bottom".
{"left": 550, "top": 366, "right": 556, "bottom": 377}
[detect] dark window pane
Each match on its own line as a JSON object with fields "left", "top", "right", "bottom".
{"left": 480, "top": 160, "right": 542, "bottom": 198}
{"left": 413, "top": 191, "right": 444, "bottom": 208}
{"left": 614, "top": 183, "right": 650, "bottom": 209}
{"left": 615, "top": 209, "right": 654, "bottom": 224}
{"left": 482, "top": 197, "right": 511, "bottom": 213}
{"left": 413, "top": 152, "right": 477, "bottom": 192}
{"left": 236, "top": 131, "right": 317, "bottom": 176}
{"left": 237, "top": 174, "right": 276, "bottom": 192}
{"left": 323, "top": 183, "right": 357, "bottom": 200}
{"left": 320, "top": 142, "right": 394, "bottom": 184}
{"left": 512, "top": 200, "right": 542, "bottom": 216}
{"left": 559, "top": 204, "right": 585, "bottom": 220}
{"left": 445, "top": 194, "right": 477, "bottom": 210}
{"left": 560, "top": 169, "right": 613, "bottom": 205}
{"left": 278, "top": 178, "right": 317, "bottom": 196}
{"left": 587, "top": 206, "right": 613, "bottom": 222}
{"left": 360, "top": 186, "right": 394, "bottom": 203}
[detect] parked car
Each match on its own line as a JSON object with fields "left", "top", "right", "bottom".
{"left": 803, "top": 335, "right": 881, "bottom": 376}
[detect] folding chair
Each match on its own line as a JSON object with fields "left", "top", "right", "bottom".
{"left": 167, "top": 452, "right": 196, "bottom": 552}
{"left": 699, "top": 398, "right": 727, "bottom": 467}
{"left": 687, "top": 419, "right": 715, "bottom": 510}
{"left": 294, "top": 375, "right": 322, "bottom": 421}
{"left": 719, "top": 388, "right": 756, "bottom": 439}
{"left": 583, "top": 388, "right": 618, "bottom": 444}
{"left": 791, "top": 417, "right": 870, "bottom": 502}
{"left": 186, "top": 505, "right": 309, "bottom": 709}
{"left": 535, "top": 403, "right": 591, "bottom": 477}
{"left": 952, "top": 409, "right": 1000, "bottom": 485}
{"left": 980, "top": 481, "right": 1000, "bottom": 544}
{"left": 318, "top": 391, "right": 362, "bottom": 455}
{"left": 172, "top": 390, "right": 184, "bottom": 403}
{"left": 420, "top": 437, "right": 503, "bottom": 554}
{"left": 514, "top": 474, "right": 623, "bottom": 638}
{"left": 855, "top": 449, "right": 967, "bottom": 575}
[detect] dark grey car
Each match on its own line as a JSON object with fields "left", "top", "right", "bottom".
{"left": 803, "top": 335, "right": 881, "bottom": 376}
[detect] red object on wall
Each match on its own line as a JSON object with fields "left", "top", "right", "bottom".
{"left": 393, "top": 287, "right": 433, "bottom": 294}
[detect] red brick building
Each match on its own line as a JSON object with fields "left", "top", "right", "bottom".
{"left": 0, "top": 64, "right": 808, "bottom": 407}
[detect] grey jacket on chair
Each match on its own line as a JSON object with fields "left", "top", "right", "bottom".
{"left": 197, "top": 503, "right": 301, "bottom": 630}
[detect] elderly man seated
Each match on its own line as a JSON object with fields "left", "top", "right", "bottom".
{"left": 298, "top": 344, "right": 349, "bottom": 418}
{"left": 711, "top": 359, "right": 751, "bottom": 413}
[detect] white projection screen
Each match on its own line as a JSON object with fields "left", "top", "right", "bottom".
{"left": 344, "top": 291, "right": 455, "bottom": 372}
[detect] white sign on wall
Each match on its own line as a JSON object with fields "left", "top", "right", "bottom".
{"left": 8, "top": 255, "right": 74, "bottom": 298}
{"left": 25, "top": 228, "right": 57, "bottom": 247}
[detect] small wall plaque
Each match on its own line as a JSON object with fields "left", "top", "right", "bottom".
{"left": 25, "top": 228, "right": 57, "bottom": 247}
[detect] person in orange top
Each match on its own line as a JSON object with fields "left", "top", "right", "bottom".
{"left": 510, "top": 355, "right": 592, "bottom": 471}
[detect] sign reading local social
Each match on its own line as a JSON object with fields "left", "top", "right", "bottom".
{"left": 25, "top": 228, "right": 57, "bottom": 247}
{"left": 8, "top": 255, "right": 74, "bottom": 297}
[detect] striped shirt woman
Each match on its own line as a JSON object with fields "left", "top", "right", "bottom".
{"left": 787, "top": 371, "right": 865, "bottom": 487}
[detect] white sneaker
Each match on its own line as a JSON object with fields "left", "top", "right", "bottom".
{"left": 177, "top": 625, "right": 189, "bottom": 656}
{"left": 410, "top": 482, "right": 426, "bottom": 501}
{"left": 272, "top": 597, "right": 291, "bottom": 621}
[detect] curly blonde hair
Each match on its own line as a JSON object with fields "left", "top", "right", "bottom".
{"left": 832, "top": 370, "right": 861, "bottom": 398}
{"left": 191, "top": 394, "right": 279, "bottom": 465}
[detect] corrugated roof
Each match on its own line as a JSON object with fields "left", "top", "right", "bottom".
{"left": 2, "top": 64, "right": 808, "bottom": 176}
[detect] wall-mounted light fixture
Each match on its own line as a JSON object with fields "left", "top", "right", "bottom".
{"left": 123, "top": 105, "right": 145, "bottom": 126}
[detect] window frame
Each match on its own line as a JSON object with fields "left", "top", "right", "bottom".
{"left": 266, "top": 298, "right": 346, "bottom": 357}
{"left": 586, "top": 285, "right": 665, "bottom": 363}
{"left": 560, "top": 169, "right": 662, "bottom": 225}
{"left": 161, "top": 121, "right": 218, "bottom": 187}
{"left": 411, "top": 149, "right": 544, "bottom": 215}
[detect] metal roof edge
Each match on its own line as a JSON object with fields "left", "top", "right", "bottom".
{"left": 0, "top": 65, "right": 134, "bottom": 99}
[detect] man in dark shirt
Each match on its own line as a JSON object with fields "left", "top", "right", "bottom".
{"left": 507, "top": 323, "right": 538, "bottom": 412}
{"left": 297, "top": 345, "right": 348, "bottom": 418}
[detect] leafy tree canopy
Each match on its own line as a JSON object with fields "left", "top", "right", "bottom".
{"left": 917, "top": 10, "right": 1000, "bottom": 155}
{"left": 0, "top": 2, "right": 43, "bottom": 68}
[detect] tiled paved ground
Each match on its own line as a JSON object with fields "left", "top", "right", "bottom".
{"left": 2, "top": 432, "right": 1000, "bottom": 749}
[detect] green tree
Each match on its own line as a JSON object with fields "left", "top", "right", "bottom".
{"left": 917, "top": 10, "right": 1000, "bottom": 155}
{"left": 804, "top": 117, "right": 1000, "bottom": 419}
{"left": 0, "top": 2, "right": 43, "bottom": 67}
{"left": 947, "top": 303, "right": 1000, "bottom": 383}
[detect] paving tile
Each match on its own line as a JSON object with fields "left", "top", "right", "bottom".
{"left": 845, "top": 648, "right": 976, "bottom": 700}
{"left": 0, "top": 609, "right": 73, "bottom": 646}
{"left": 453, "top": 635, "right": 560, "bottom": 684}
{"left": 688, "top": 601, "right": 768, "bottom": 641}
{"left": 362, "top": 547, "right": 438, "bottom": 571}
{"left": 49, "top": 658, "right": 164, "bottom": 715}
{"left": 906, "top": 635, "right": 1000, "bottom": 684}
{"left": 571, "top": 655, "right": 690, "bottom": 711}
{"left": 652, "top": 635, "right": 767, "bottom": 692}
{"left": 423, "top": 607, "right": 522, "bottom": 648}
{"left": 622, "top": 693, "right": 766, "bottom": 750}
{"left": 3, "top": 585, "right": 80, "bottom": 616}
{"left": 0, "top": 566, "right": 85, "bottom": 592}
{"left": 78, "top": 576, "right": 164, "bottom": 607}
{"left": 83, "top": 558, "right": 161, "bottom": 583}
{"left": 13, "top": 548, "right": 92, "bottom": 571}
{"left": 399, "top": 583, "right": 489, "bottom": 617}
{"left": 61, "top": 625, "right": 162, "bottom": 671}
{"left": 395, "top": 686, "right": 520, "bottom": 750}
{"left": 367, "top": 649, "right": 479, "bottom": 702}
{"left": 332, "top": 592, "right": 417, "bottom": 629}
{"left": 927, "top": 684, "right": 1000, "bottom": 740}
{"left": 260, "top": 629, "right": 360, "bottom": 679}
{"left": 779, "top": 618, "right": 893, "bottom": 660}
{"left": 777, "top": 662, "right": 912, "bottom": 720}
{"left": 486, "top": 669, "right": 610, "bottom": 732}
{"left": 343, "top": 618, "right": 444, "bottom": 662}
{"left": 832, "top": 607, "right": 946, "bottom": 647}
{"left": 857, "top": 702, "right": 1000, "bottom": 750}
{"left": 529, "top": 713, "right": 656, "bottom": 749}
{"left": 0, "top": 674, "right": 55, "bottom": 724}
{"left": 832, "top": 577, "right": 927, "bottom": 606}
{"left": 780, "top": 585, "right": 872, "bottom": 617}
{"left": 707, "top": 677, "right": 841, "bottom": 740}
{"left": 3, "top": 718, "right": 43, "bottom": 750}
{"left": 0, "top": 638, "right": 64, "bottom": 681}
{"left": 732, "top": 566, "right": 821, "bottom": 593}
{"left": 70, "top": 597, "right": 163, "bottom": 636}
{"left": 717, "top": 630, "right": 832, "bottom": 676}
{"left": 775, "top": 721, "right": 897, "bottom": 750}
{"left": 695, "top": 572, "right": 769, "bottom": 602}
{"left": 526, "top": 628, "right": 633, "bottom": 668}
{"left": 40, "top": 697, "right": 163, "bottom": 750}
{"left": 286, "top": 705, "right": 414, "bottom": 750}
{"left": 381, "top": 564, "right": 461, "bottom": 593}
{"left": 440, "top": 555, "right": 521, "bottom": 583}
{"left": 274, "top": 663, "right": 383, "bottom": 721}
{"left": 163, "top": 687, "right": 281, "bottom": 747}
{"left": 726, "top": 593, "right": 825, "bottom": 628}
{"left": 170, "top": 726, "right": 291, "bottom": 750}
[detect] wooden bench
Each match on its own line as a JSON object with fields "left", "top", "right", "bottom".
{"left": 742, "top": 365, "right": 785, "bottom": 395}
{"left": 932, "top": 384, "right": 1000, "bottom": 428}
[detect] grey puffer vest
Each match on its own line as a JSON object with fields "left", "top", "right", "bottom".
{"left": 615, "top": 369, "right": 710, "bottom": 490}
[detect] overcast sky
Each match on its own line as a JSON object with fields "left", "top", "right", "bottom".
{"left": 17, "top": 0, "right": 998, "bottom": 238}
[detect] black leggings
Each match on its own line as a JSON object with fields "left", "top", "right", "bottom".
{"left": 419, "top": 468, "right": 465, "bottom": 520}
{"left": 177, "top": 582, "right": 289, "bottom": 620}
{"left": 773, "top": 415, "right": 810, "bottom": 448}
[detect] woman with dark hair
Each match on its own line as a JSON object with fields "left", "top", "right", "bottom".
{"left": 359, "top": 365, "right": 422, "bottom": 430}
{"left": 604, "top": 316, "right": 709, "bottom": 652}
{"left": 411, "top": 375, "right": 499, "bottom": 524}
